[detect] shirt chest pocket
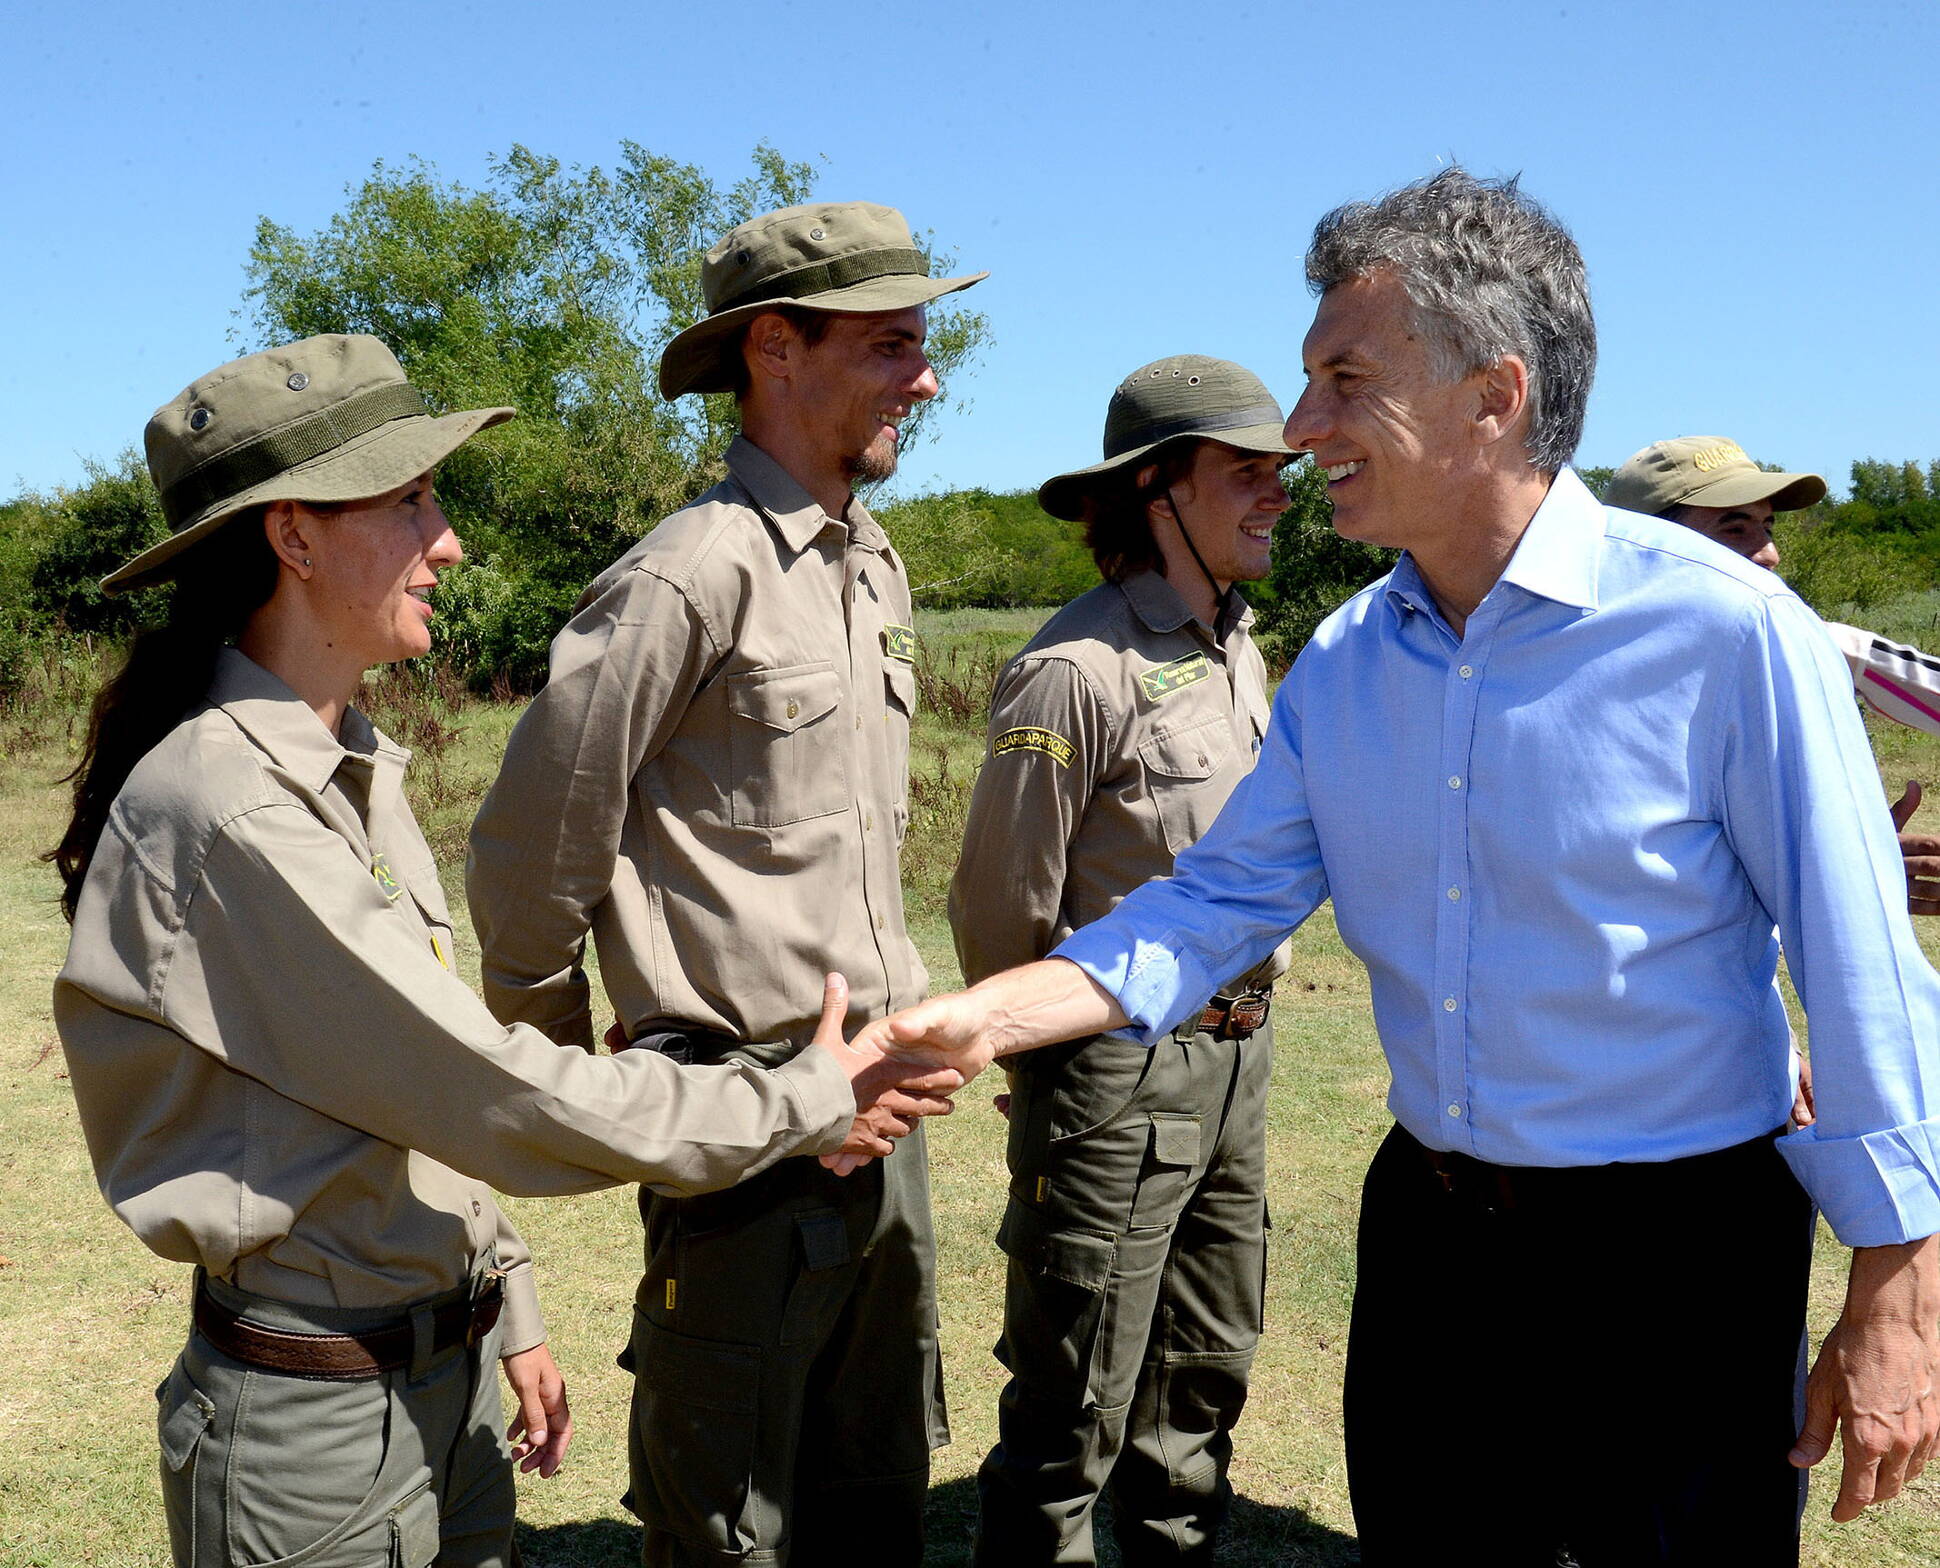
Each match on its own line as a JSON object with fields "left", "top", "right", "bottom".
{"left": 1138, "top": 714, "right": 1238, "bottom": 856}
{"left": 726, "top": 664, "right": 850, "bottom": 828}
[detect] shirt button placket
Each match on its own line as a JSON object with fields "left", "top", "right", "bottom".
{"left": 1434, "top": 625, "right": 1485, "bottom": 1152}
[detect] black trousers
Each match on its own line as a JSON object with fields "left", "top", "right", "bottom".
{"left": 1345, "top": 1124, "right": 1815, "bottom": 1567}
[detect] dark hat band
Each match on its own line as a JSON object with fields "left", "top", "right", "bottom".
{"left": 160, "top": 381, "right": 429, "bottom": 527}
{"left": 1107, "top": 402, "right": 1287, "bottom": 459}
{"left": 717, "top": 246, "right": 929, "bottom": 313}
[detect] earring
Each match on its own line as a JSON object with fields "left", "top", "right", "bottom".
{"left": 301, "top": 558, "right": 312, "bottom": 567}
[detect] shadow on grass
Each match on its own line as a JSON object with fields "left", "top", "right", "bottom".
{"left": 516, "top": 1478, "right": 1361, "bottom": 1566}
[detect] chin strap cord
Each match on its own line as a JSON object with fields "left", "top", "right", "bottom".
{"left": 1163, "top": 486, "right": 1233, "bottom": 626}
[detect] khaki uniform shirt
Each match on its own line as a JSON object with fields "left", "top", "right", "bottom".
{"left": 54, "top": 652, "right": 852, "bottom": 1353}
{"left": 468, "top": 437, "right": 926, "bottom": 1058}
{"left": 950, "top": 570, "right": 1292, "bottom": 992}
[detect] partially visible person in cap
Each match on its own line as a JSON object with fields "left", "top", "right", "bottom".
{"left": 1610, "top": 436, "right": 1940, "bottom": 917}
{"left": 49, "top": 333, "right": 949, "bottom": 1568}
{"left": 859, "top": 169, "right": 1940, "bottom": 1562}
{"left": 940, "top": 355, "right": 1293, "bottom": 1565}
{"left": 467, "top": 201, "right": 984, "bottom": 1565}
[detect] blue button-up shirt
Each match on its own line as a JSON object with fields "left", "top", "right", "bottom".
{"left": 1058, "top": 469, "right": 1940, "bottom": 1247}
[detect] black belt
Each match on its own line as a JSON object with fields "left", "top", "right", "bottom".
{"left": 193, "top": 1272, "right": 505, "bottom": 1381}
{"left": 1177, "top": 990, "right": 1271, "bottom": 1042}
{"left": 1402, "top": 1124, "right": 1786, "bottom": 1214}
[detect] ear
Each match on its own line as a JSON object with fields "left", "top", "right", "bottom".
{"left": 1137, "top": 463, "right": 1175, "bottom": 527}
{"left": 1472, "top": 354, "right": 1530, "bottom": 450}
{"left": 743, "top": 310, "right": 804, "bottom": 387}
{"left": 263, "top": 500, "right": 316, "bottom": 580}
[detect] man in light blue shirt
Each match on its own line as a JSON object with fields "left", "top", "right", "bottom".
{"left": 876, "top": 169, "right": 1940, "bottom": 1562}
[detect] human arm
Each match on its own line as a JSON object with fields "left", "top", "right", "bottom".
{"left": 1892, "top": 781, "right": 1940, "bottom": 917}
{"left": 503, "top": 1344, "right": 573, "bottom": 1478}
{"left": 467, "top": 564, "right": 717, "bottom": 1048}
{"left": 947, "top": 655, "right": 1110, "bottom": 984}
{"left": 1790, "top": 1236, "right": 1940, "bottom": 1519}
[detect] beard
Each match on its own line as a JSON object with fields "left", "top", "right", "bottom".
{"left": 842, "top": 430, "right": 900, "bottom": 486}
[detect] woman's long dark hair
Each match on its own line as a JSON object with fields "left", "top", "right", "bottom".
{"left": 49, "top": 513, "right": 281, "bottom": 921}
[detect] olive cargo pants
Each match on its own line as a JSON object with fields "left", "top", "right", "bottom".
{"left": 974, "top": 1029, "right": 1270, "bottom": 1566}
{"left": 623, "top": 1122, "right": 947, "bottom": 1566}
{"left": 154, "top": 1271, "right": 517, "bottom": 1568}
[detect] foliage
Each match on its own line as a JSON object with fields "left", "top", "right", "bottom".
{"left": 241, "top": 143, "right": 992, "bottom": 689}
{"left": 1251, "top": 458, "right": 1394, "bottom": 667}
{"left": 878, "top": 488, "right": 1094, "bottom": 610}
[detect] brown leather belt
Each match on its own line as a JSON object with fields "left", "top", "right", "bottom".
{"left": 193, "top": 1272, "right": 505, "bottom": 1381}
{"left": 1193, "top": 991, "right": 1271, "bottom": 1041}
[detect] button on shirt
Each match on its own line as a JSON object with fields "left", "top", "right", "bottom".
{"left": 54, "top": 652, "right": 853, "bottom": 1350}
{"left": 950, "top": 569, "right": 1289, "bottom": 993}
{"left": 1058, "top": 469, "right": 1940, "bottom": 1247}
{"left": 468, "top": 437, "right": 926, "bottom": 1056}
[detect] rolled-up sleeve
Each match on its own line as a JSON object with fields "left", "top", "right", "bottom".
{"left": 1721, "top": 594, "right": 1940, "bottom": 1245}
{"left": 1056, "top": 675, "right": 1330, "bottom": 1042}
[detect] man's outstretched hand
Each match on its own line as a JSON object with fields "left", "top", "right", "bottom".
{"left": 808, "top": 973, "right": 962, "bottom": 1172}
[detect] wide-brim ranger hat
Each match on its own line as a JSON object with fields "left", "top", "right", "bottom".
{"left": 657, "top": 200, "right": 987, "bottom": 399}
{"left": 104, "top": 334, "right": 515, "bottom": 595}
{"left": 1604, "top": 435, "right": 1826, "bottom": 519}
{"left": 1037, "top": 356, "right": 1295, "bottom": 522}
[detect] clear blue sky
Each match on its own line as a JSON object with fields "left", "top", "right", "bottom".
{"left": 5, "top": 0, "right": 1936, "bottom": 505}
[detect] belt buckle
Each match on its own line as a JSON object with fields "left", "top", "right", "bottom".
{"left": 1225, "top": 993, "right": 1270, "bottom": 1038}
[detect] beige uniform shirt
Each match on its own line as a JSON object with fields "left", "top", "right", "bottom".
{"left": 468, "top": 437, "right": 926, "bottom": 1059}
{"left": 54, "top": 652, "right": 852, "bottom": 1353}
{"left": 950, "top": 570, "right": 1292, "bottom": 992}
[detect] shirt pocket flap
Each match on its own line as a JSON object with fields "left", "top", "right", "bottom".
{"left": 727, "top": 665, "right": 842, "bottom": 735}
{"left": 1138, "top": 718, "right": 1232, "bottom": 782}
{"left": 1150, "top": 1111, "right": 1203, "bottom": 1168}
{"left": 884, "top": 658, "right": 917, "bottom": 716}
{"left": 996, "top": 1203, "right": 1117, "bottom": 1290}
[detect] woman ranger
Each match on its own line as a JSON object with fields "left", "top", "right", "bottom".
{"left": 49, "top": 334, "right": 953, "bottom": 1568}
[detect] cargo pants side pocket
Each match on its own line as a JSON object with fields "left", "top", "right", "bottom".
{"left": 157, "top": 1356, "right": 216, "bottom": 1566}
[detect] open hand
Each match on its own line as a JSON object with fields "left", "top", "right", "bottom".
{"left": 1893, "top": 782, "right": 1940, "bottom": 917}
{"left": 809, "top": 975, "right": 961, "bottom": 1174}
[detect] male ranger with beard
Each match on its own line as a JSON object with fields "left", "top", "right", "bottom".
{"left": 468, "top": 202, "right": 984, "bottom": 1567}
{"left": 948, "top": 357, "right": 1294, "bottom": 1565}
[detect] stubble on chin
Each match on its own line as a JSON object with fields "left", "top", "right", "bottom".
{"left": 844, "top": 435, "right": 900, "bottom": 486}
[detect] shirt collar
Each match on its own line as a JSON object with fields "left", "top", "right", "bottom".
{"left": 1493, "top": 467, "right": 1602, "bottom": 612}
{"left": 207, "top": 648, "right": 403, "bottom": 794}
{"left": 1384, "top": 467, "right": 1602, "bottom": 627}
{"left": 1120, "top": 568, "right": 1256, "bottom": 640}
{"left": 726, "top": 435, "right": 859, "bottom": 556}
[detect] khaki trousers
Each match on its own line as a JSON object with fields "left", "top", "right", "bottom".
{"left": 155, "top": 1271, "right": 516, "bottom": 1568}
{"left": 974, "top": 1029, "right": 1271, "bottom": 1566}
{"left": 623, "top": 1124, "right": 947, "bottom": 1566}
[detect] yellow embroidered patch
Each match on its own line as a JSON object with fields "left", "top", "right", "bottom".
{"left": 1035, "top": 1176, "right": 1050, "bottom": 1203}
{"left": 1139, "top": 653, "right": 1212, "bottom": 701}
{"left": 882, "top": 623, "right": 917, "bottom": 662}
{"left": 994, "top": 726, "right": 1075, "bottom": 767}
{"left": 665, "top": 1279, "right": 678, "bottom": 1311}
{"left": 429, "top": 932, "right": 450, "bottom": 970}
{"left": 370, "top": 853, "right": 403, "bottom": 903}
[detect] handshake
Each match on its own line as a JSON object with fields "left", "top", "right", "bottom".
{"left": 803, "top": 959, "right": 1130, "bottom": 1175}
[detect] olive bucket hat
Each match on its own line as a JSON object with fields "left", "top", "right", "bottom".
{"left": 104, "top": 333, "right": 515, "bottom": 595}
{"left": 1037, "top": 356, "right": 1295, "bottom": 522}
{"left": 657, "top": 200, "right": 986, "bottom": 399}
{"left": 1604, "top": 436, "right": 1826, "bottom": 519}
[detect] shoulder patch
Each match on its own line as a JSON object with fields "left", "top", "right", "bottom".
{"left": 1139, "top": 653, "right": 1212, "bottom": 701}
{"left": 993, "top": 726, "right": 1075, "bottom": 768}
{"left": 370, "top": 852, "right": 404, "bottom": 903}
{"left": 882, "top": 624, "right": 917, "bottom": 663}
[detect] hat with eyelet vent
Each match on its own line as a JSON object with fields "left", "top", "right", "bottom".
{"left": 657, "top": 200, "right": 986, "bottom": 399}
{"left": 1037, "top": 356, "right": 1295, "bottom": 522}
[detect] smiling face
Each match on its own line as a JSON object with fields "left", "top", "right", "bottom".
{"left": 307, "top": 469, "right": 461, "bottom": 668}
{"left": 792, "top": 306, "right": 939, "bottom": 484}
{"left": 1282, "top": 269, "right": 1490, "bottom": 552}
{"left": 1669, "top": 498, "right": 1780, "bottom": 571}
{"left": 1153, "top": 440, "right": 1289, "bottom": 587}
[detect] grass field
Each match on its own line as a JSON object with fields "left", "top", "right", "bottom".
{"left": 2, "top": 608, "right": 1939, "bottom": 1565}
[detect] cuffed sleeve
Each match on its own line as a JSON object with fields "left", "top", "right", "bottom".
{"left": 1723, "top": 595, "right": 1940, "bottom": 1244}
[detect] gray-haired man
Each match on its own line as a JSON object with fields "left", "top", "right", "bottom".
{"left": 865, "top": 169, "right": 1940, "bottom": 1563}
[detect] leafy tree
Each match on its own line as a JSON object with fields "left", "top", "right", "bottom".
{"left": 243, "top": 143, "right": 992, "bottom": 688}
